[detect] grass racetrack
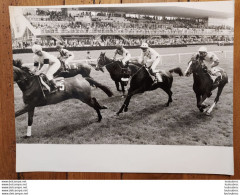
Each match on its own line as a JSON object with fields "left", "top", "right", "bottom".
{"left": 13, "top": 45, "right": 233, "bottom": 146}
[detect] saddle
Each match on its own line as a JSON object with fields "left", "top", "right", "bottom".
{"left": 203, "top": 65, "right": 223, "bottom": 84}
{"left": 145, "top": 66, "right": 165, "bottom": 83}
{"left": 39, "top": 74, "right": 65, "bottom": 95}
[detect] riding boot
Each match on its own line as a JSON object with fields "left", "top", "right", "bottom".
{"left": 49, "top": 80, "right": 57, "bottom": 93}
{"left": 154, "top": 72, "right": 162, "bottom": 84}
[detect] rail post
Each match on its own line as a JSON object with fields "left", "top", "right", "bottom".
{"left": 178, "top": 54, "right": 181, "bottom": 63}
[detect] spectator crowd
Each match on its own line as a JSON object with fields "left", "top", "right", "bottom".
{"left": 12, "top": 9, "right": 234, "bottom": 49}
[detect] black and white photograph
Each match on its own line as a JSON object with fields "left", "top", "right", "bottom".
{"left": 10, "top": 1, "right": 234, "bottom": 147}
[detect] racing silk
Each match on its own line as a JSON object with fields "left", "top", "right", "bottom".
{"left": 139, "top": 48, "right": 161, "bottom": 73}
{"left": 33, "top": 51, "right": 60, "bottom": 80}
{"left": 114, "top": 48, "right": 130, "bottom": 59}
{"left": 139, "top": 48, "right": 160, "bottom": 65}
{"left": 114, "top": 48, "right": 131, "bottom": 65}
{"left": 59, "top": 48, "right": 74, "bottom": 59}
{"left": 202, "top": 52, "right": 219, "bottom": 68}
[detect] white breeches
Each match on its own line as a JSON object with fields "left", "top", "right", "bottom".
{"left": 146, "top": 56, "right": 161, "bottom": 73}
{"left": 45, "top": 62, "right": 61, "bottom": 80}
{"left": 121, "top": 53, "right": 132, "bottom": 65}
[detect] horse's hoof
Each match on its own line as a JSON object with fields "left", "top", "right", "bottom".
{"left": 116, "top": 112, "right": 120, "bottom": 116}
{"left": 205, "top": 112, "right": 211, "bottom": 116}
{"left": 124, "top": 107, "right": 128, "bottom": 112}
{"left": 101, "top": 105, "right": 108, "bottom": 109}
{"left": 97, "top": 118, "right": 102, "bottom": 122}
{"left": 201, "top": 104, "right": 210, "bottom": 109}
{"left": 165, "top": 103, "right": 169, "bottom": 107}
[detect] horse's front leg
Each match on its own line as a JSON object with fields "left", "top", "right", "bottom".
{"left": 197, "top": 94, "right": 208, "bottom": 112}
{"left": 115, "top": 81, "right": 120, "bottom": 92}
{"left": 26, "top": 108, "right": 35, "bottom": 137}
{"left": 15, "top": 105, "right": 31, "bottom": 117}
{"left": 117, "top": 88, "right": 143, "bottom": 115}
{"left": 116, "top": 95, "right": 132, "bottom": 115}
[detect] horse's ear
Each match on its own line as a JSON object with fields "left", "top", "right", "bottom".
{"left": 13, "top": 59, "right": 22, "bottom": 68}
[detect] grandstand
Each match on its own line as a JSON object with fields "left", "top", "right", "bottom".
{"left": 9, "top": 2, "right": 234, "bottom": 50}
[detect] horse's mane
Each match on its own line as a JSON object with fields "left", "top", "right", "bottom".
{"left": 13, "top": 59, "right": 32, "bottom": 74}
{"left": 13, "top": 59, "right": 23, "bottom": 68}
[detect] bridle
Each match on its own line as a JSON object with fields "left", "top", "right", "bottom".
{"left": 97, "top": 54, "right": 125, "bottom": 70}
{"left": 14, "top": 68, "right": 34, "bottom": 84}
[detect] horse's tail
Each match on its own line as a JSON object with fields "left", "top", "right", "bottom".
{"left": 169, "top": 67, "right": 184, "bottom": 76}
{"left": 85, "top": 77, "right": 113, "bottom": 97}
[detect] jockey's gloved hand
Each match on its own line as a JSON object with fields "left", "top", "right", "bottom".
{"left": 203, "top": 67, "right": 208, "bottom": 73}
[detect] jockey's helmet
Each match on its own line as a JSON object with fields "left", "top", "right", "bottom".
{"left": 116, "top": 43, "right": 123, "bottom": 50}
{"left": 198, "top": 46, "right": 207, "bottom": 53}
{"left": 32, "top": 44, "right": 42, "bottom": 54}
{"left": 140, "top": 43, "right": 149, "bottom": 49}
{"left": 198, "top": 46, "right": 208, "bottom": 58}
{"left": 56, "top": 45, "right": 63, "bottom": 50}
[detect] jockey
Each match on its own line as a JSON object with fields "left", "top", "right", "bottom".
{"left": 198, "top": 46, "right": 221, "bottom": 83}
{"left": 56, "top": 44, "right": 74, "bottom": 70}
{"left": 138, "top": 43, "right": 162, "bottom": 83}
{"left": 113, "top": 43, "right": 131, "bottom": 66}
{"left": 32, "top": 44, "right": 61, "bottom": 92}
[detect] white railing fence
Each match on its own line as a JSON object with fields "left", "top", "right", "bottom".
{"left": 22, "top": 50, "right": 233, "bottom": 68}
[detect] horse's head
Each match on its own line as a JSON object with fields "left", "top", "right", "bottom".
{"left": 13, "top": 59, "right": 23, "bottom": 68}
{"left": 13, "top": 63, "right": 32, "bottom": 83}
{"left": 96, "top": 52, "right": 107, "bottom": 70}
{"left": 185, "top": 55, "right": 205, "bottom": 77}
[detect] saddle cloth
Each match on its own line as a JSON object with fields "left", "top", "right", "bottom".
{"left": 39, "top": 75, "right": 65, "bottom": 93}
{"left": 61, "top": 60, "right": 78, "bottom": 70}
{"left": 145, "top": 67, "right": 166, "bottom": 82}
{"left": 210, "top": 67, "right": 224, "bottom": 82}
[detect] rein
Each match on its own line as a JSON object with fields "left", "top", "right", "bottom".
{"left": 129, "top": 65, "right": 145, "bottom": 79}
{"left": 99, "top": 55, "right": 127, "bottom": 70}
{"left": 14, "top": 68, "right": 35, "bottom": 84}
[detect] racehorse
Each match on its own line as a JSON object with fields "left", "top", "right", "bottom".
{"left": 96, "top": 52, "right": 140, "bottom": 96}
{"left": 185, "top": 55, "right": 228, "bottom": 115}
{"left": 13, "top": 59, "right": 91, "bottom": 78}
{"left": 116, "top": 64, "right": 183, "bottom": 115}
{"left": 13, "top": 65, "right": 113, "bottom": 137}
{"left": 13, "top": 59, "right": 113, "bottom": 98}
{"left": 55, "top": 59, "right": 91, "bottom": 78}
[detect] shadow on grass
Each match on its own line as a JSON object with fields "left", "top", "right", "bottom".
{"left": 166, "top": 108, "right": 214, "bottom": 132}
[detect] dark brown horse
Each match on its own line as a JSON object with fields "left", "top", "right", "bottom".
{"left": 116, "top": 64, "right": 183, "bottom": 115}
{"left": 55, "top": 59, "right": 92, "bottom": 78}
{"left": 185, "top": 56, "right": 228, "bottom": 115}
{"left": 13, "top": 65, "right": 113, "bottom": 137}
{"left": 96, "top": 52, "right": 140, "bottom": 96}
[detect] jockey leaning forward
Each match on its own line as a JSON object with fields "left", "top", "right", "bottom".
{"left": 138, "top": 43, "right": 162, "bottom": 83}
{"left": 197, "top": 46, "right": 221, "bottom": 85}
{"left": 32, "top": 44, "right": 61, "bottom": 92}
{"left": 113, "top": 43, "right": 131, "bottom": 66}
{"left": 56, "top": 44, "right": 74, "bottom": 70}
